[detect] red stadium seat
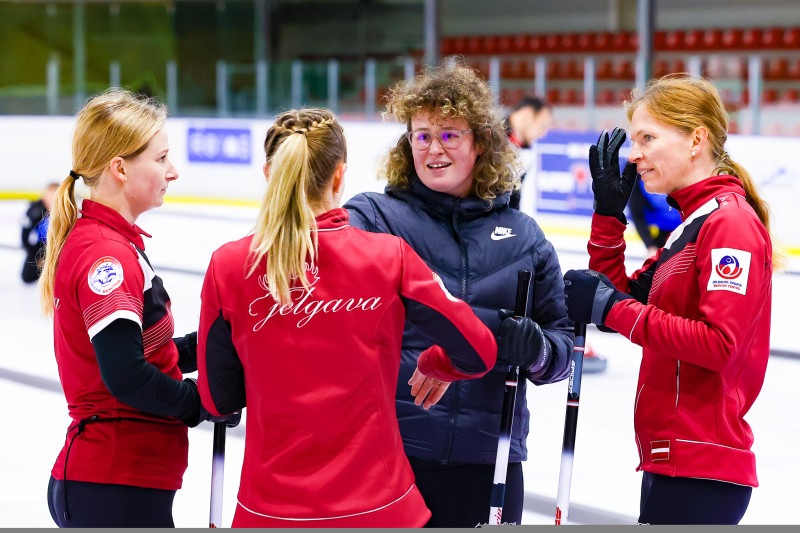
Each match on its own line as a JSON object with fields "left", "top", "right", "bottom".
{"left": 562, "top": 88, "right": 582, "bottom": 105}
{"left": 653, "top": 59, "right": 669, "bottom": 77}
{"left": 671, "top": 59, "right": 686, "bottom": 74}
{"left": 783, "top": 28, "right": 800, "bottom": 49}
{"left": 741, "top": 88, "right": 750, "bottom": 105}
{"left": 543, "top": 33, "right": 562, "bottom": 53}
{"left": 703, "top": 29, "right": 724, "bottom": 50}
{"left": 546, "top": 88, "right": 560, "bottom": 104}
{"left": 654, "top": 31, "right": 667, "bottom": 51}
{"left": 496, "top": 36, "right": 515, "bottom": 54}
{"left": 613, "top": 60, "right": 635, "bottom": 80}
{"left": 563, "top": 59, "right": 583, "bottom": 79}
{"left": 684, "top": 29, "right": 704, "bottom": 50}
{"left": 441, "top": 37, "right": 455, "bottom": 56}
{"left": 595, "top": 32, "right": 613, "bottom": 51}
{"left": 596, "top": 60, "right": 614, "bottom": 80}
{"left": 561, "top": 33, "right": 579, "bottom": 52}
{"left": 501, "top": 60, "right": 516, "bottom": 79}
{"left": 547, "top": 60, "right": 563, "bottom": 79}
{"left": 450, "top": 37, "right": 469, "bottom": 55}
{"left": 511, "top": 35, "right": 530, "bottom": 53}
{"left": 618, "top": 88, "right": 633, "bottom": 104}
{"left": 765, "top": 58, "right": 789, "bottom": 80}
{"left": 577, "top": 32, "right": 594, "bottom": 52}
{"left": 762, "top": 27, "right": 783, "bottom": 49}
{"left": 782, "top": 88, "right": 800, "bottom": 102}
{"left": 788, "top": 59, "right": 800, "bottom": 79}
{"left": 527, "top": 35, "right": 545, "bottom": 53}
{"left": 466, "top": 37, "right": 483, "bottom": 55}
{"left": 762, "top": 88, "right": 779, "bottom": 104}
{"left": 721, "top": 28, "right": 744, "bottom": 49}
{"left": 728, "top": 120, "right": 739, "bottom": 134}
{"left": 741, "top": 28, "right": 763, "bottom": 49}
{"left": 663, "top": 30, "right": 686, "bottom": 51}
{"left": 596, "top": 89, "right": 616, "bottom": 105}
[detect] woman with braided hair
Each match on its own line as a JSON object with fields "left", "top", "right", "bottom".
{"left": 195, "top": 108, "right": 497, "bottom": 527}
{"left": 563, "top": 75, "right": 778, "bottom": 524}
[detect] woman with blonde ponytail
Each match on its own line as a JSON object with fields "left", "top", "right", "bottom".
{"left": 563, "top": 75, "right": 774, "bottom": 524}
{"left": 196, "top": 108, "right": 497, "bottom": 527}
{"left": 44, "top": 88, "right": 237, "bottom": 528}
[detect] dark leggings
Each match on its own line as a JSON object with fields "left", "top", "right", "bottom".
{"left": 638, "top": 471, "right": 752, "bottom": 525}
{"left": 408, "top": 457, "right": 524, "bottom": 527}
{"left": 47, "top": 476, "right": 176, "bottom": 528}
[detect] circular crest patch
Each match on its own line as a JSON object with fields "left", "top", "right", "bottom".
{"left": 87, "top": 256, "right": 124, "bottom": 296}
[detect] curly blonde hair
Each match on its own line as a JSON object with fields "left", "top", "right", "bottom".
{"left": 379, "top": 63, "right": 519, "bottom": 201}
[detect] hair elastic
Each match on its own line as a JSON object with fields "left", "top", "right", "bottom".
{"left": 69, "top": 170, "right": 82, "bottom": 181}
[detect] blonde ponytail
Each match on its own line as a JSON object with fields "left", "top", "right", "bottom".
{"left": 39, "top": 177, "right": 80, "bottom": 316}
{"left": 38, "top": 88, "right": 167, "bottom": 317}
{"left": 248, "top": 109, "right": 347, "bottom": 306}
{"left": 248, "top": 132, "right": 318, "bottom": 305}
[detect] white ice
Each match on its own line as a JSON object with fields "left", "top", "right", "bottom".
{"left": 0, "top": 200, "right": 798, "bottom": 527}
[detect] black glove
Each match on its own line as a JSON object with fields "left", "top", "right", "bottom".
{"left": 497, "top": 309, "right": 549, "bottom": 379}
{"left": 209, "top": 411, "right": 242, "bottom": 428}
{"left": 182, "top": 378, "right": 242, "bottom": 428}
{"left": 589, "top": 127, "right": 639, "bottom": 222}
{"left": 563, "top": 269, "right": 633, "bottom": 330}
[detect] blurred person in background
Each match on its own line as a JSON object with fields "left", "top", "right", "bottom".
{"left": 195, "top": 108, "right": 497, "bottom": 527}
{"left": 40, "top": 88, "right": 237, "bottom": 528}
{"left": 504, "top": 95, "right": 552, "bottom": 210}
{"left": 628, "top": 177, "right": 682, "bottom": 258}
{"left": 564, "top": 75, "right": 776, "bottom": 524}
{"left": 345, "top": 64, "right": 573, "bottom": 527}
{"left": 20, "top": 182, "right": 58, "bottom": 283}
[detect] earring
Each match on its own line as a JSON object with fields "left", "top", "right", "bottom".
{"left": 691, "top": 150, "right": 696, "bottom": 156}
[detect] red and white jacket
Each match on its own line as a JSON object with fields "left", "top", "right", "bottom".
{"left": 589, "top": 176, "right": 772, "bottom": 487}
{"left": 197, "top": 208, "right": 496, "bottom": 527}
{"left": 51, "top": 200, "right": 188, "bottom": 490}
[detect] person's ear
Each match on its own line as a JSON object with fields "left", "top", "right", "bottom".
{"left": 262, "top": 162, "right": 269, "bottom": 181}
{"left": 332, "top": 162, "right": 347, "bottom": 194}
{"left": 109, "top": 156, "right": 127, "bottom": 184}
{"left": 691, "top": 126, "right": 709, "bottom": 155}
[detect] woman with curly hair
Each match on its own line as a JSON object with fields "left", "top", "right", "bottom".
{"left": 345, "top": 64, "right": 573, "bottom": 527}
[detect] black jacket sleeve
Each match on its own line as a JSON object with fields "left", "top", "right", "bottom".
{"left": 525, "top": 238, "right": 574, "bottom": 385}
{"left": 173, "top": 331, "right": 198, "bottom": 373}
{"left": 92, "top": 319, "right": 205, "bottom": 426}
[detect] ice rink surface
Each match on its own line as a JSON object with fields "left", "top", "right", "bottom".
{"left": 0, "top": 199, "right": 798, "bottom": 527}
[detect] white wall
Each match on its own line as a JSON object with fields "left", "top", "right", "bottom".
{"left": 0, "top": 115, "right": 797, "bottom": 255}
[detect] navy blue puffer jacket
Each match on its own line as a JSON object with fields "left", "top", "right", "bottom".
{"left": 345, "top": 175, "right": 573, "bottom": 464}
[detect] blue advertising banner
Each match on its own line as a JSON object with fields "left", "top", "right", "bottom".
{"left": 533, "top": 130, "right": 597, "bottom": 217}
{"left": 187, "top": 127, "right": 252, "bottom": 164}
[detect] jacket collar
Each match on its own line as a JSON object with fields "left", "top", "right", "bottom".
{"left": 314, "top": 207, "right": 350, "bottom": 230}
{"left": 386, "top": 172, "right": 509, "bottom": 221}
{"left": 80, "top": 199, "right": 151, "bottom": 250}
{"left": 666, "top": 175, "right": 745, "bottom": 221}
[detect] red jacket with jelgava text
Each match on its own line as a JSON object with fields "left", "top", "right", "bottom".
{"left": 196, "top": 209, "right": 496, "bottom": 527}
{"left": 589, "top": 176, "right": 771, "bottom": 487}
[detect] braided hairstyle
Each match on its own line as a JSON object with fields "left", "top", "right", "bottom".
{"left": 248, "top": 108, "right": 347, "bottom": 305}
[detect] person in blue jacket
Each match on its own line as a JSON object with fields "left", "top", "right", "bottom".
{"left": 344, "top": 63, "right": 573, "bottom": 527}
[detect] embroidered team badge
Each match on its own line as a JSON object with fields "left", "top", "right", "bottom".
{"left": 433, "top": 272, "right": 459, "bottom": 302}
{"left": 707, "top": 248, "right": 750, "bottom": 295}
{"left": 88, "top": 256, "right": 124, "bottom": 295}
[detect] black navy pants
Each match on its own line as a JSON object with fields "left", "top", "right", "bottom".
{"left": 408, "top": 457, "right": 524, "bottom": 527}
{"left": 638, "top": 471, "right": 752, "bottom": 525}
{"left": 47, "top": 476, "right": 176, "bottom": 528}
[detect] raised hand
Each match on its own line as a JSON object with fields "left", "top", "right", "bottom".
{"left": 588, "top": 127, "right": 639, "bottom": 222}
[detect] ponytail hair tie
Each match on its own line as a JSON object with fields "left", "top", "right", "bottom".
{"left": 294, "top": 129, "right": 307, "bottom": 135}
{"left": 69, "top": 170, "right": 82, "bottom": 181}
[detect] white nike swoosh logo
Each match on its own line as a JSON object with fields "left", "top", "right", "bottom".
{"left": 491, "top": 233, "right": 516, "bottom": 241}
